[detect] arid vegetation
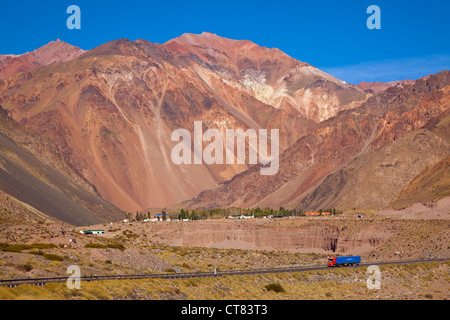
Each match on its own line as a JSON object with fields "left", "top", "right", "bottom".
{"left": 0, "top": 261, "right": 448, "bottom": 300}
{"left": 1, "top": 200, "right": 448, "bottom": 300}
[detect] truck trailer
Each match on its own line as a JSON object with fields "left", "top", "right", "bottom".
{"left": 327, "top": 256, "right": 361, "bottom": 267}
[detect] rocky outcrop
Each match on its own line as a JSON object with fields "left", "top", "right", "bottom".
{"left": 143, "top": 219, "right": 404, "bottom": 255}
{"left": 143, "top": 218, "right": 450, "bottom": 259}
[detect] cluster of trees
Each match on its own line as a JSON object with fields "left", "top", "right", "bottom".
{"left": 175, "top": 207, "right": 344, "bottom": 220}
{"left": 125, "top": 211, "right": 150, "bottom": 221}
{"left": 125, "top": 210, "right": 169, "bottom": 221}
{"left": 125, "top": 207, "right": 343, "bottom": 222}
{"left": 236, "top": 207, "right": 343, "bottom": 218}
{"left": 179, "top": 209, "right": 200, "bottom": 221}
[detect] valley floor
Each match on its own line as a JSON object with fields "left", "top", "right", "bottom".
{"left": 0, "top": 212, "right": 449, "bottom": 300}
{"left": 0, "top": 261, "right": 448, "bottom": 300}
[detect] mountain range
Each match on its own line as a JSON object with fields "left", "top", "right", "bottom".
{"left": 0, "top": 33, "right": 448, "bottom": 225}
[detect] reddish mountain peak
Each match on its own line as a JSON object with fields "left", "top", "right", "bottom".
{"left": 164, "top": 32, "right": 312, "bottom": 91}
{"left": 0, "top": 39, "right": 85, "bottom": 79}
{"left": 80, "top": 38, "right": 141, "bottom": 58}
{"left": 165, "top": 32, "right": 253, "bottom": 50}
{"left": 164, "top": 32, "right": 251, "bottom": 66}
{"left": 32, "top": 39, "right": 85, "bottom": 64}
{"left": 164, "top": 32, "right": 299, "bottom": 66}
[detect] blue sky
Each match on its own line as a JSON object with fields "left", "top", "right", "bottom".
{"left": 1, "top": 0, "right": 449, "bottom": 84}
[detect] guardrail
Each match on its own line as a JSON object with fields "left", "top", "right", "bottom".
{"left": 0, "top": 257, "right": 448, "bottom": 287}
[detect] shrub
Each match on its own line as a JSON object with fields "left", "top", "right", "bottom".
{"left": 265, "top": 283, "right": 285, "bottom": 293}
{"left": 186, "top": 279, "right": 199, "bottom": 287}
{"left": 42, "top": 253, "right": 64, "bottom": 261}
{"left": 1, "top": 244, "right": 26, "bottom": 253}
{"left": 0, "top": 243, "right": 57, "bottom": 253}
{"left": 31, "top": 243, "right": 58, "bottom": 250}
{"left": 30, "top": 250, "right": 63, "bottom": 261}
{"left": 19, "top": 262, "right": 33, "bottom": 272}
{"left": 0, "top": 243, "right": 32, "bottom": 253}
{"left": 85, "top": 243, "right": 125, "bottom": 251}
{"left": 85, "top": 243, "right": 107, "bottom": 249}
{"left": 107, "top": 243, "right": 125, "bottom": 251}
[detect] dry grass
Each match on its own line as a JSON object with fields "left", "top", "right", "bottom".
{"left": 146, "top": 245, "right": 327, "bottom": 272}
{"left": 1, "top": 214, "right": 449, "bottom": 300}
{"left": 0, "top": 261, "right": 448, "bottom": 300}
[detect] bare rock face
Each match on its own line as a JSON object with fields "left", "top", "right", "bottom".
{"left": 0, "top": 104, "right": 96, "bottom": 195}
{"left": 0, "top": 34, "right": 366, "bottom": 212}
{"left": 144, "top": 218, "right": 450, "bottom": 258}
{"left": 389, "top": 154, "right": 450, "bottom": 210}
{"left": 141, "top": 219, "right": 404, "bottom": 255}
{"left": 146, "top": 220, "right": 345, "bottom": 253}
{"left": 166, "top": 32, "right": 367, "bottom": 123}
{"left": 0, "top": 105, "right": 124, "bottom": 226}
{"left": 183, "top": 71, "right": 450, "bottom": 211}
{"left": 299, "top": 129, "right": 450, "bottom": 211}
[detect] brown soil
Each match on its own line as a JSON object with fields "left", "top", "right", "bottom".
{"left": 377, "top": 196, "right": 450, "bottom": 219}
{"left": 92, "top": 216, "right": 450, "bottom": 261}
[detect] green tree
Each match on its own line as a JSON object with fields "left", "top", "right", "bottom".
{"left": 180, "top": 209, "right": 187, "bottom": 220}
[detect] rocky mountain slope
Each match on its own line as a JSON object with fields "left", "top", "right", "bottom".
{"left": 0, "top": 105, "right": 124, "bottom": 226}
{"left": 165, "top": 32, "right": 367, "bottom": 122}
{"left": 183, "top": 71, "right": 450, "bottom": 211}
{"left": 389, "top": 154, "right": 450, "bottom": 210}
{"left": 0, "top": 33, "right": 367, "bottom": 211}
{"left": 299, "top": 128, "right": 449, "bottom": 211}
